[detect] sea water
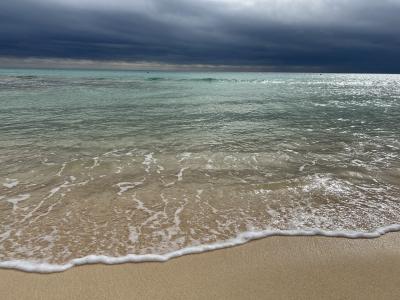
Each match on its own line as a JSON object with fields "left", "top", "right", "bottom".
{"left": 0, "top": 69, "right": 399, "bottom": 272}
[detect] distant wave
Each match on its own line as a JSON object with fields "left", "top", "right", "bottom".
{"left": 146, "top": 77, "right": 220, "bottom": 82}
{"left": 145, "top": 77, "right": 244, "bottom": 83}
{"left": 191, "top": 77, "right": 220, "bottom": 82}
{"left": 15, "top": 75, "right": 38, "bottom": 79}
{"left": 143, "top": 77, "right": 289, "bottom": 84}
{"left": 146, "top": 77, "right": 165, "bottom": 81}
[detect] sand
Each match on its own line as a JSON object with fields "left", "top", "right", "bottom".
{"left": 1, "top": 233, "right": 400, "bottom": 300}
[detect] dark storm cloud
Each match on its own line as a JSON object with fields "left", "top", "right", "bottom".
{"left": 0, "top": 0, "right": 400, "bottom": 72}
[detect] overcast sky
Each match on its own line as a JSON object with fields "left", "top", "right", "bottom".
{"left": 1, "top": 0, "right": 400, "bottom": 72}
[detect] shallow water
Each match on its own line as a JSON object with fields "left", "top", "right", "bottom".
{"left": 0, "top": 69, "right": 400, "bottom": 272}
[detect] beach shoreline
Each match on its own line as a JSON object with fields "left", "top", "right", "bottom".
{"left": 1, "top": 233, "right": 400, "bottom": 300}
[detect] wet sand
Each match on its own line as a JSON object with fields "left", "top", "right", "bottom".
{"left": 1, "top": 233, "right": 400, "bottom": 300}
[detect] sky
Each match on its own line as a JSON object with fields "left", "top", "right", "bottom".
{"left": 0, "top": 0, "right": 400, "bottom": 72}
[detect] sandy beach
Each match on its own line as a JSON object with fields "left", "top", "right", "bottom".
{"left": 2, "top": 0, "right": 400, "bottom": 298}
{"left": 1, "top": 233, "right": 400, "bottom": 300}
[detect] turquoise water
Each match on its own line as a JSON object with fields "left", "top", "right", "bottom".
{"left": 1, "top": 69, "right": 400, "bottom": 271}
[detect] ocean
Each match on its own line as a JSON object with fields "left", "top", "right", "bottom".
{"left": 0, "top": 69, "right": 399, "bottom": 272}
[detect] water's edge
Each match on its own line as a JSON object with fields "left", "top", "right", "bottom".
{"left": 1, "top": 224, "right": 399, "bottom": 273}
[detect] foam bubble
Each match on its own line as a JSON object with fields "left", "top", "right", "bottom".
{"left": 6, "top": 194, "right": 30, "bottom": 210}
{"left": 176, "top": 167, "right": 188, "bottom": 181}
{"left": 116, "top": 180, "right": 144, "bottom": 195}
{"left": 3, "top": 179, "right": 19, "bottom": 189}
{"left": 143, "top": 153, "right": 155, "bottom": 173}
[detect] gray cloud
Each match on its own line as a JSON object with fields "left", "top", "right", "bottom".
{"left": 1, "top": 0, "right": 400, "bottom": 72}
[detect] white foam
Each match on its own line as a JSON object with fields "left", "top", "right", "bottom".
{"left": 143, "top": 153, "right": 155, "bottom": 173}
{"left": 1, "top": 224, "right": 400, "bottom": 273}
{"left": 57, "top": 162, "right": 67, "bottom": 176}
{"left": 116, "top": 180, "right": 144, "bottom": 196}
{"left": 90, "top": 157, "right": 100, "bottom": 169}
{"left": 128, "top": 226, "right": 139, "bottom": 244}
{"left": 178, "top": 152, "right": 192, "bottom": 162}
{"left": 6, "top": 194, "right": 30, "bottom": 210}
{"left": 176, "top": 167, "right": 188, "bottom": 181}
{"left": 3, "top": 179, "right": 19, "bottom": 188}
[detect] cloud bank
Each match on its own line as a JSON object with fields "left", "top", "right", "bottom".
{"left": 1, "top": 0, "right": 400, "bottom": 72}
